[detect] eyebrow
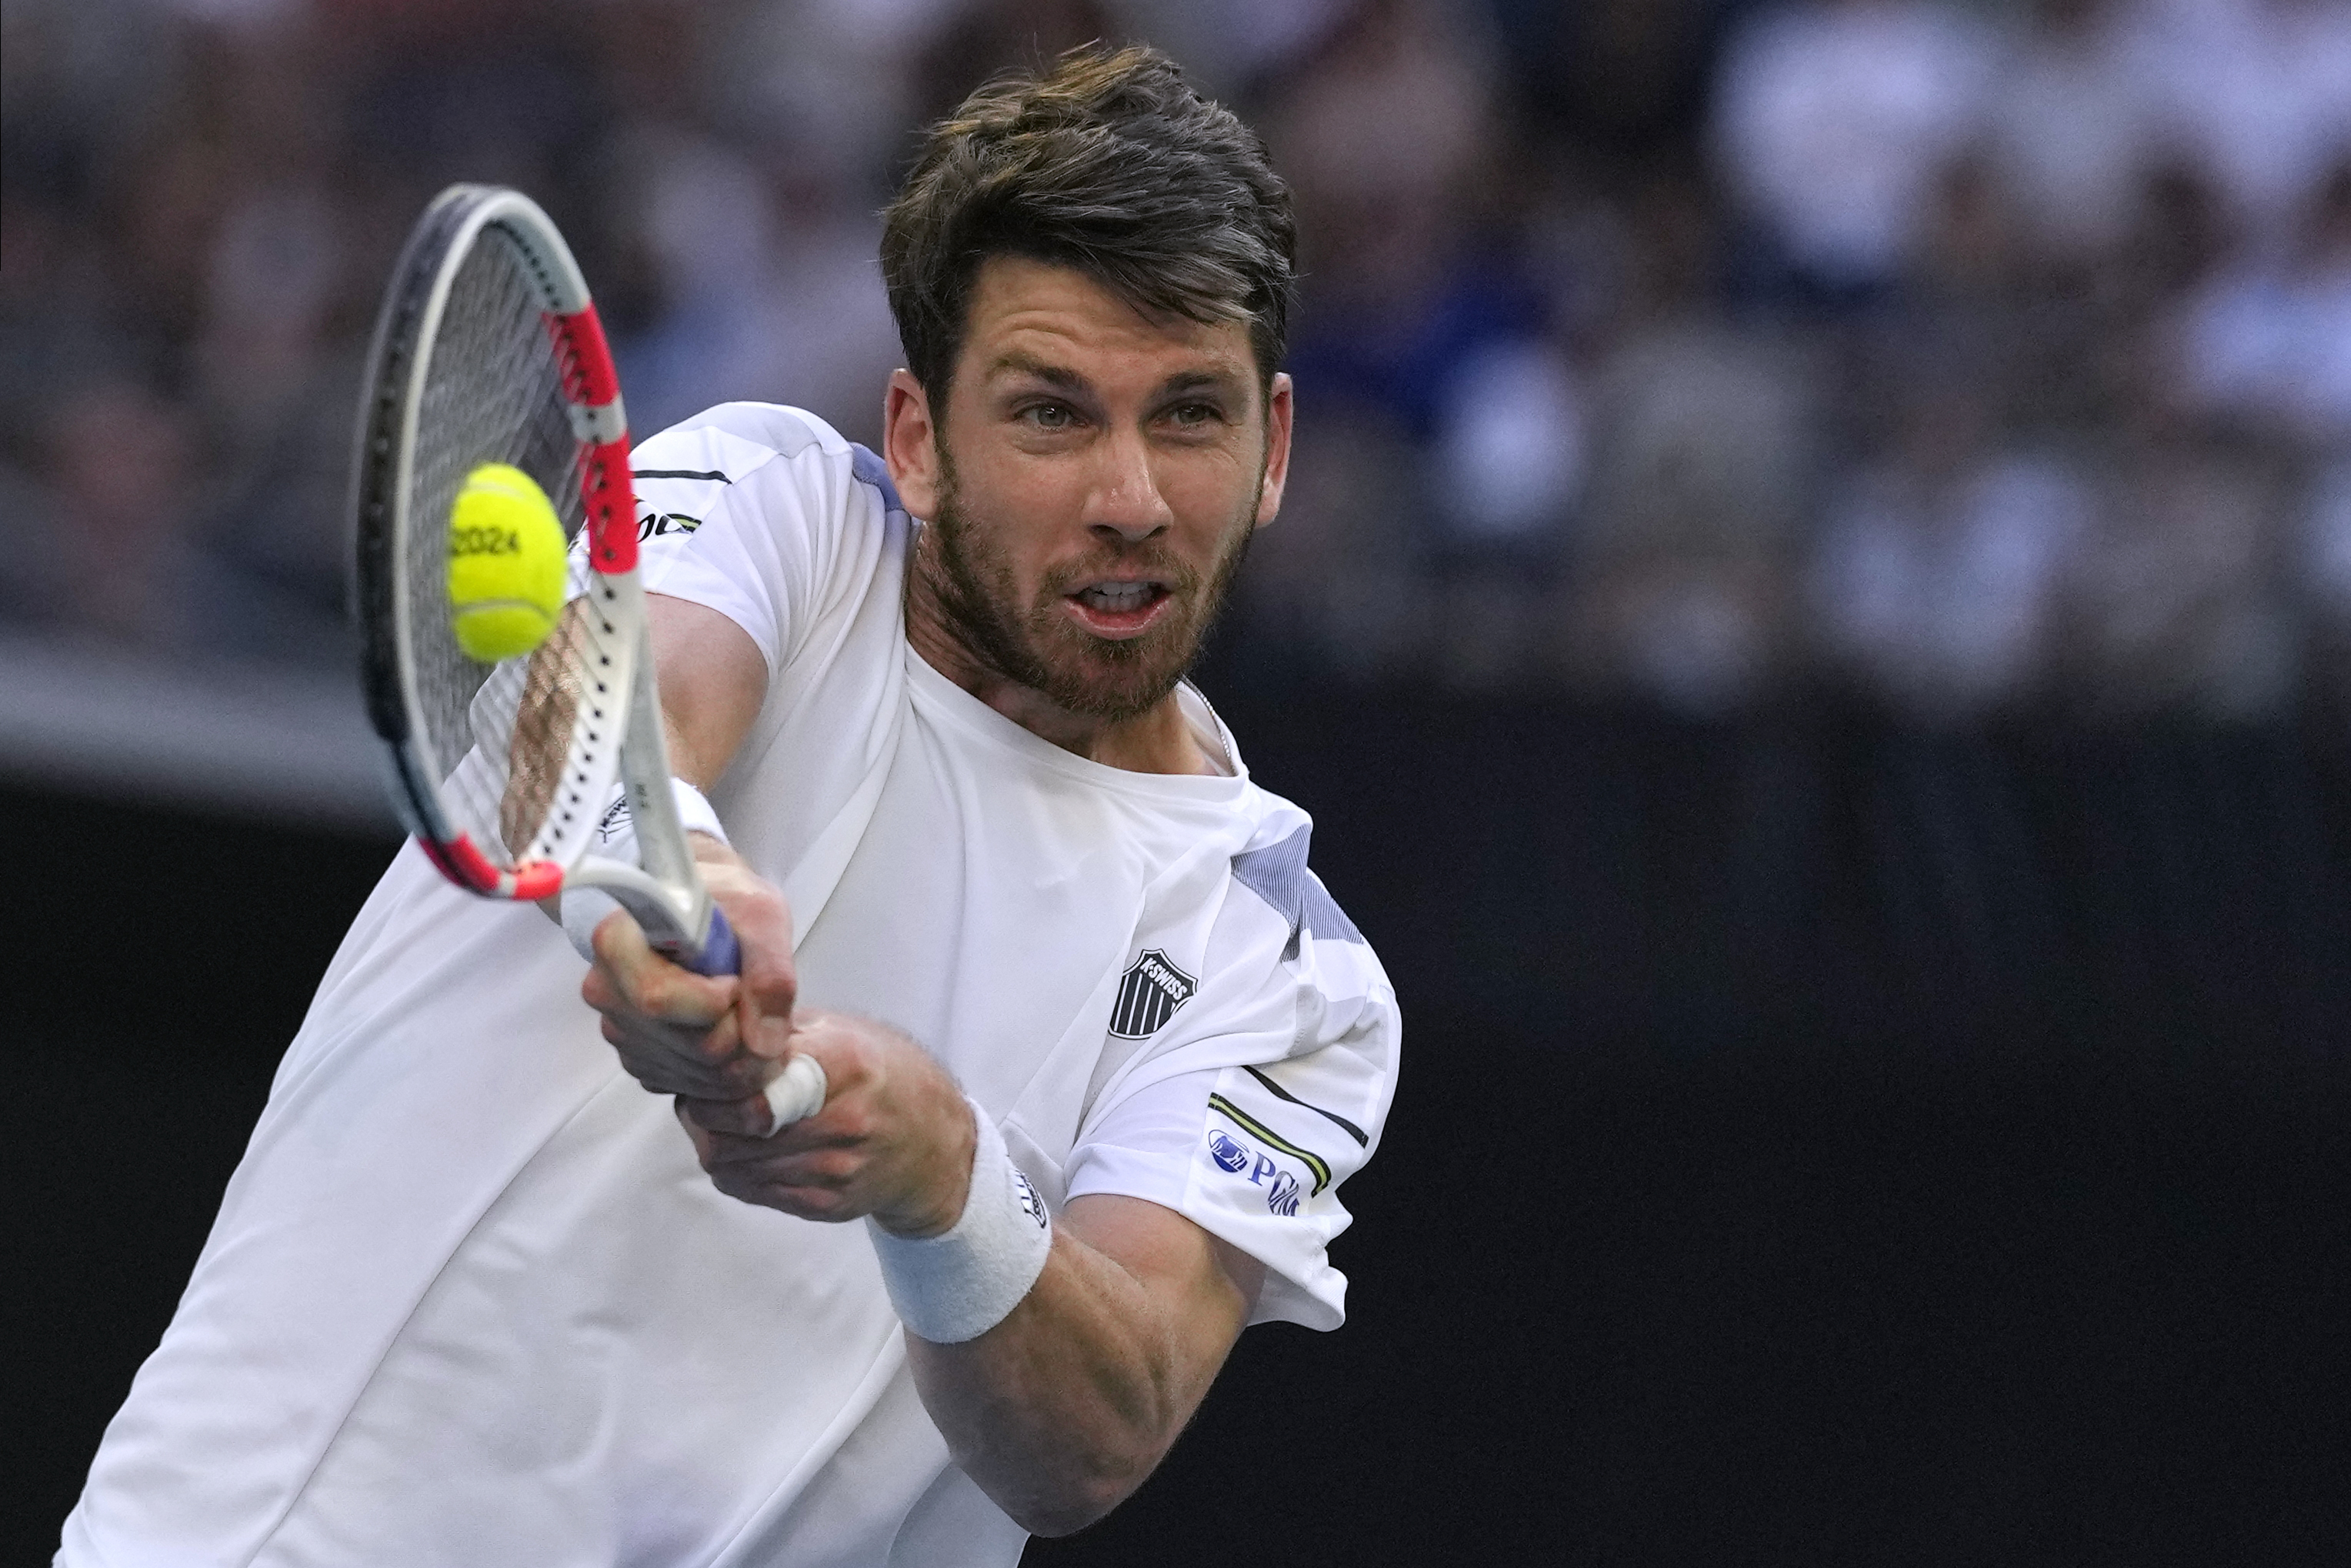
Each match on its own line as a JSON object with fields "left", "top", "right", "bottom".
{"left": 985, "top": 352, "right": 1090, "bottom": 392}
{"left": 1155, "top": 368, "right": 1246, "bottom": 399}
{"left": 983, "top": 353, "right": 1248, "bottom": 402}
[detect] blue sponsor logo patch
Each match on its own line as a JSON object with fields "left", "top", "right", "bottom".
{"left": 1266, "top": 1170, "right": 1302, "bottom": 1217}
{"left": 1207, "top": 1130, "right": 1249, "bottom": 1173}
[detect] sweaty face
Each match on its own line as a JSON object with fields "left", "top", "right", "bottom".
{"left": 905, "top": 259, "right": 1288, "bottom": 723}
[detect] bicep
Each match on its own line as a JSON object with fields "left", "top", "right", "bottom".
{"left": 649, "top": 593, "right": 768, "bottom": 788}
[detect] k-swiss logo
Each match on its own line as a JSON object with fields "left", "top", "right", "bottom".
{"left": 1109, "top": 949, "right": 1196, "bottom": 1039}
{"left": 1012, "top": 1170, "right": 1048, "bottom": 1230}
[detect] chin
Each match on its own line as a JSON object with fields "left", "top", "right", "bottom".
{"left": 1031, "top": 626, "right": 1196, "bottom": 722}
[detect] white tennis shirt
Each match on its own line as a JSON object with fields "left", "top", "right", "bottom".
{"left": 62, "top": 404, "right": 1399, "bottom": 1567}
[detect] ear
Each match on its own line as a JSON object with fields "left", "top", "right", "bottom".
{"left": 883, "top": 369, "right": 942, "bottom": 521}
{"left": 1252, "top": 372, "right": 1294, "bottom": 529}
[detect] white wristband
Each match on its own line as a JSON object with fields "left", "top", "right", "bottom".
{"left": 561, "top": 779, "right": 730, "bottom": 962}
{"left": 867, "top": 1101, "right": 1053, "bottom": 1344}
{"left": 665, "top": 778, "right": 726, "bottom": 843}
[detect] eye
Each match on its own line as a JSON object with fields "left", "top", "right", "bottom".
{"left": 1166, "top": 402, "right": 1222, "bottom": 429}
{"left": 1019, "top": 401, "right": 1078, "bottom": 431}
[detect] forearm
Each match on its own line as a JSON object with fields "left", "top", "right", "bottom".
{"left": 902, "top": 1196, "right": 1259, "bottom": 1535}
{"left": 602, "top": 967, "right": 1263, "bottom": 1533}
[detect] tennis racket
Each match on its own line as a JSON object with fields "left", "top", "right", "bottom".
{"left": 350, "top": 182, "right": 825, "bottom": 1126}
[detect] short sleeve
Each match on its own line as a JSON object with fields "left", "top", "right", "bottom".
{"left": 621, "top": 403, "right": 873, "bottom": 679}
{"left": 1063, "top": 869, "right": 1399, "bottom": 1332}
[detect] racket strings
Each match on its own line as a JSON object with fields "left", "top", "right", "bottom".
{"left": 499, "top": 588, "right": 627, "bottom": 858}
{"left": 405, "top": 225, "right": 608, "bottom": 871}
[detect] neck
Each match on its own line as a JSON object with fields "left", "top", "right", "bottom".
{"left": 903, "top": 531, "right": 1220, "bottom": 776}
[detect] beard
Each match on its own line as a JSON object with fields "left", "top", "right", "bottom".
{"left": 920, "top": 452, "right": 1256, "bottom": 723}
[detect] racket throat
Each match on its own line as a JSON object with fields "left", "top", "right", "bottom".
{"left": 569, "top": 858, "right": 717, "bottom": 957}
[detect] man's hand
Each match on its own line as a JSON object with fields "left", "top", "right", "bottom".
{"left": 674, "top": 1012, "right": 975, "bottom": 1233}
{"left": 579, "top": 839, "right": 975, "bottom": 1235}
{"left": 580, "top": 837, "right": 799, "bottom": 1103}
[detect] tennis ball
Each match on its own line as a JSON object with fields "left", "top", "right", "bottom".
{"left": 447, "top": 462, "right": 567, "bottom": 663}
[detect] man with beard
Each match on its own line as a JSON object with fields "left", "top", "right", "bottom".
{"left": 62, "top": 45, "right": 1397, "bottom": 1568}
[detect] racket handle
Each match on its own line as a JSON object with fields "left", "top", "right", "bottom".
{"left": 680, "top": 904, "right": 740, "bottom": 977}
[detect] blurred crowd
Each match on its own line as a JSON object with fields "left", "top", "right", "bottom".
{"left": 5, "top": 0, "right": 2349, "bottom": 723}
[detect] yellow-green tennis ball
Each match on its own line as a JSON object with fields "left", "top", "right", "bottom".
{"left": 447, "top": 462, "right": 567, "bottom": 663}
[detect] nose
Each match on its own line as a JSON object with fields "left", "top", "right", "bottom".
{"left": 1086, "top": 430, "right": 1173, "bottom": 545}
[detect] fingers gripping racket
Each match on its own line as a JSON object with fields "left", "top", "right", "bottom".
{"left": 351, "top": 183, "right": 825, "bottom": 1127}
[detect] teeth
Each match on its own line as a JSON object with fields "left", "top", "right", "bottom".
{"left": 1081, "top": 583, "right": 1153, "bottom": 611}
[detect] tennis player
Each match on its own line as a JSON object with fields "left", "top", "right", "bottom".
{"left": 63, "top": 45, "right": 1396, "bottom": 1566}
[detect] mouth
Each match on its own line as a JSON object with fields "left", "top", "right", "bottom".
{"left": 1063, "top": 578, "right": 1175, "bottom": 639}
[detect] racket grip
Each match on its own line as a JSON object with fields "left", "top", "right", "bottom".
{"left": 682, "top": 904, "right": 741, "bottom": 976}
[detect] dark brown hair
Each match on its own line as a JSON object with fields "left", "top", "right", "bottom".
{"left": 881, "top": 44, "right": 1296, "bottom": 403}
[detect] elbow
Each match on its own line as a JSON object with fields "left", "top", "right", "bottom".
{"left": 1009, "top": 1478, "right": 1132, "bottom": 1539}
{"left": 1013, "top": 1505, "right": 1104, "bottom": 1540}
{"left": 999, "top": 1446, "right": 1161, "bottom": 1537}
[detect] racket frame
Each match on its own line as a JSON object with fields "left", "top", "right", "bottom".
{"left": 352, "top": 183, "right": 721, "bottom": 959}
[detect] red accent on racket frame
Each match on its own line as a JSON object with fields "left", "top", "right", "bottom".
{"left": 582, "top": 436, "right": 639, "bottom": 573}
{"left": 549, "top": 307, "right": 622, "bottom": 408}
{"left": 421, "top": 832, "right": 501, "bottom": 893}
{"left": 539, "top": 305, "right": 638, "bottom": 572}
{"left": 422, "top": 832, "right": 565, "bottom": 901}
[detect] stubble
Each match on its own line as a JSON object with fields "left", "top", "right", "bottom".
{"left": 919, "top": 449, "right": 1257, "bottom": 722}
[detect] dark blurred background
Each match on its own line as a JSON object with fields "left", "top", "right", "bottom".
{"left": 8, "top": 0, "right": 2351, "bottom": 1562}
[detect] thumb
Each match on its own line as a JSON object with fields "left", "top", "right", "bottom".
{"left": 697, "top": 854, "right": 797, "bottom": 1062}
{"left": 739, "top": 924, "right": 798, "bottom": 1062}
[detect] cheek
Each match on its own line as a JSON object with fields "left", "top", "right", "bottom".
{"left": 1159, "top": 450, "right": 1262, "bottom": 532}
{"left": 982, "top": 479, "right": 1109, "bottom": 575}
{"left": 963, "top": 449, "right": 1092, "bottom": 535}
{"left": 945, "top": 491, "right": 1069, "bottom": 604}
